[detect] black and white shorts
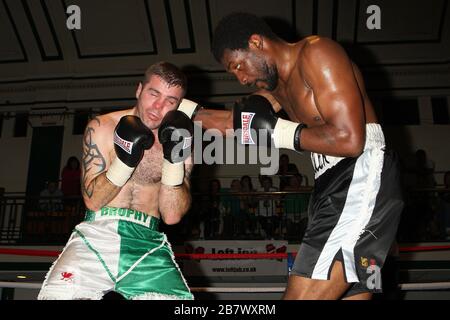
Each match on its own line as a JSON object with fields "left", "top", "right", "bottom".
{"left": 291, "top": 124, "right": 404, "bottom": 297}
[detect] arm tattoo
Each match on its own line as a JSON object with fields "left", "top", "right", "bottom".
{"left": 82, "top": 126, "right": 106, "bottom": 198}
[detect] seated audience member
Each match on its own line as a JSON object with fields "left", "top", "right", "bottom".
{"left": 39, "top": 181, "right": 64, "bottom": 212}
{"left": 257, "top": 176, "right": 279, "bottom": 238}
{"left": 410, "top": 149, "right": 438, "bottom": 240}
{"left": 283, "top": 174, "right": 309, "bottom": 240}
{"left": 413, "top": 149, "right": 436, "bottom": 188}
{"left": 223, "top": 179, "right": 245, "bottom": 237}
{"left": 240, "top": 175, "right": 257, "bottom": 235}
{"left": 205, "top": 179, "right": 226, "bottom": 238}
{"left": 277, "top": 154, "right": 299, "bottom": 191}
{"left": 437, "top": 171, "right": 450, "bottom": 239}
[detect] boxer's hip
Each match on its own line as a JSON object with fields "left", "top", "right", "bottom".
{"left": 311, "top": 123, "right": 385, "bottom": 179}
{"left": 83, "top": 206, "right": 160, "bottom": 234}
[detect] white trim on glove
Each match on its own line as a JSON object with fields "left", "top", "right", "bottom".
{"left": 161, "top": 159, "right": 184, "bottom": 186}
{"left": 106, "top": 157, "right": 135, "bottom": 187}
{"left": 272, "top": 118, "right": 299, "bottom": 150}
{"left": 178, "top": 99, "right": 199, "bottom": 119}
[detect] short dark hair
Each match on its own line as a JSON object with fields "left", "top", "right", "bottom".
{"left": 143, "top": 61, "right": 187, "bottom": 94}
{"left": 212, "top": 12, "right": 278, "bottom": 62}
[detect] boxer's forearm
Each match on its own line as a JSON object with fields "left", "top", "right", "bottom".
{"left": 194, "top": 108, "right": 233, "bottom": 136}
{"left": 158, "top": 182, "right": 191, "bottom": 225}
{"left": 299, "top": 123, "right": 364, "bottom": 157}
{"left": 82, "top": 172, "right": 121, "bottom": 211}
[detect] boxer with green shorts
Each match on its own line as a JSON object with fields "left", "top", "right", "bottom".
{"left": 39, "top": 207, "right": 192, "bottom": 299}
{"left": 38, "top": 62, "right": 201, "bottom": 300}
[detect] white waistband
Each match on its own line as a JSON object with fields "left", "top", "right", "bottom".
{"left": 311, "top": 124, "right": 385, "bottom": 179}
{"left": 363, "top": 123, "right": 385, "bottom": 150}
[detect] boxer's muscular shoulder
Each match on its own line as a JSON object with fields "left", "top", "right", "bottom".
{"left": 98, "top": 110, "right": 131, "bottom": 129}
{"left": 87, "top": 109, "right": 133, "bottom": 136}
{"left": 300, "top": 36, "right": 345, "bottom": 68}
{"left": 303, "top": 36, "right": 342, "bottom": 53}
{"left": 85, "top": 115, "right": 111, "bottom": 142}
{"left": 83, "top": 112, "right": 121, "bottom": 155}
{"left": 299, "top": 36, "right": 350, "bottom": 89}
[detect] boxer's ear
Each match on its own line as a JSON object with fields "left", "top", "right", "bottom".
{"left": 136, "top": 82, "right": 143, "bottom": 99}
{"left": 248, "top": 34, "right": 263, "bottom": 50}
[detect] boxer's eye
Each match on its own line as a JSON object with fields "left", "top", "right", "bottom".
{"left": 167, "top": 98, "right": 177, "bottom": 106}
{"left": 149, "top": 89, "right": 159, "bottom": 97}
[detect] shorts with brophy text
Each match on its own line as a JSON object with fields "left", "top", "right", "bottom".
{"left": 38, "top": 206, "right": 193, "bottom": 300}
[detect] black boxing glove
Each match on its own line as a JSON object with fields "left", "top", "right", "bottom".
{"left": 106, "top": 115, "right": 154, "bottom": 187}
{"left": 158, "top": 110, "right": 194, "bottom": 186}
{"left": 233, "top": 95, "right": 307, "bottom": 151}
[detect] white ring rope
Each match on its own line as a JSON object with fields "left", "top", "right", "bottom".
{"left": 1, "top": 282, "right": 450, "bottom": 291}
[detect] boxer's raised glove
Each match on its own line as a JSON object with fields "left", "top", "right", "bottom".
{"left": 106, "top": 115, "right": 154, "bottom": 187}
{"left": 158, "top": 110, "right": 194, "bottom": 186}
{"left": 233, "top": 95, "right": 307, "bottom": 151}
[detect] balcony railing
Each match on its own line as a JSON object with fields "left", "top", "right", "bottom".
{"left": 0, "top": 195, "right": 85, "bottom": 244}
{"left": 0, "top": 187, "right": 449, "bottom": 245}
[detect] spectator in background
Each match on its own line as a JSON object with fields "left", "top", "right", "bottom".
{"left": 413, "top": 149, "right": 436, "bottom": 188}
{"left": 222, "top": 179, "right": 243, "bottom": 238}
{"left": 277, "top": 154, "right": 299, "bottom": 191}
{"left": 283, "top": 174, "right": 309, "bottom": 240}
{"left": 257, "top": 174, "right": 267, "bottom": 189}
{"left": 436, "top": 171, "right": 450, "bottom": 240}
{"left": 240, "top": 175, "right": 257, "bottom": 235}
{"left": 61, "top": 156, "right": 81, "bottom": 198}
{"left": 205, "top": 179, "right": 226, "bottom": 238}
{"left": 257, "top": 176, "right": 279, "bottom": 238}
{"left": 196, "top": 178, "right": 211, "bottom": 240}
{"left": 39, "top": 180, "right": 63, "bottom": 211}
{"left": 411, "top": 149, "right": 437, "bottom": 240}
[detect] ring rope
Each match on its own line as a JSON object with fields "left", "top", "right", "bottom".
{"left": 1, "top": 245, "right": 450, "bottom": 259}
{"left": 1, "top": 282, "right": 450, "bottom": 291}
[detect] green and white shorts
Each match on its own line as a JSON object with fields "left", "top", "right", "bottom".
{"left": 38, "top": 206, "right": 193, "bottom": 300}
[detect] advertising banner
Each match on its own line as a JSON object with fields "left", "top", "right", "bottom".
{"left": 181, "top": 240, "right": 288, "bottom": 277}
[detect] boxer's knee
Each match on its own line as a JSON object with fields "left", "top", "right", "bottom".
{"left": 283, "top": 261, "right": 350, "bottom": 300}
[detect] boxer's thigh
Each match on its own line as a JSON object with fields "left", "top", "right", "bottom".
{"left": 38, "top": 228, "right": 116, "bottom": 300}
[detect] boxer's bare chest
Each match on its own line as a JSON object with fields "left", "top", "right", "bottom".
{"left": 130, "top": 143, "right": 163, "bottom": 185}
{"left": 274, "top": 59, "right": 376, "bottom": 126}
{"left": 107, "top": 143, "right": 162, "bottom": 212}
{"left": 273, "top": 69, "right": 325, "bottom": 127}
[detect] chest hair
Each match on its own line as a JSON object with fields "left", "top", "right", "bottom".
{"left": 130, "top": 147, "right": 163, "bottom": 184}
